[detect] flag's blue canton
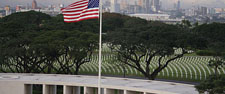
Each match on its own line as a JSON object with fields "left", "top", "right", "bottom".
{"left": 88, "top": 0, "right": 99, "bottom": 8}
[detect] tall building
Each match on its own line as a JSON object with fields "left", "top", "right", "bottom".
{"left": 214, "top": 8, "right": 223, "bottom": 13}
{"left": 137, "top": 0, "right": 150, "bottom": 13}
{"left": 4, "top": 5, "right": 11, "bottom": 16}
{"left": 16, "top": 5, "right": 22, "bottom": 12}
{"left": 208, "top": 8, "right": 216, "bottom": 15}
{"left": 151, "top": 0, "right": 160, "bottom": 13}
{"left": 200, "top": 7, "right": 207, "bottom": 16}
{"left": 138, "top": 0, "right": 143, "bottom": 7}
{"left": 32, "top": 0, "right": 37, "bottom": 9}
{"left": 137, "top": 0, "right": 144, "bottom": 13}
{"left": 110, "top": 0, "right": 120, "bottom": 13}
{"left": 120, "top": 0, "right": 128, "bottom": 10}
{"left": 0, "top": 13, "right": 3, "bottom": 18}
{"left": 145, "top": 0, "right": 151, "bottom": 13}
{"left": 134, "top": 1, "right": 142, "bottom": 13}
{"left": 59, "top": 4, "right": 64, "bottom": 8}
{"left": 177, "top": 0, "right": 181, "bottom": 10}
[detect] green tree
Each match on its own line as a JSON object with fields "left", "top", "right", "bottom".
{"left": 106, "top": 20, "right": 194, "bottom": 80}
{"left": 0, "top": 11, "right": 98, "bottom": 74}
{"left": 194, "top": 23, "right": 225, "bottom": 94}
{"left": 195, "top": 75, "right": 225, "bottom": 94}
{"left": 41, "top": 14, "right": 99, "bottom": 33}
{"left": 102, "top": 13, "right": 128, "bottom": 32}
{"left": 34, "top": 30, "right": 98, "bottom": 74}
{"left": 0, "top": 11, "right": 50, "bottom": 73}
{"left": 208, "top": 58, "right": 225, "bottom": 76}
{"left": 193, "top": 23, "right": 225, "bottom": 76}
{"left": 0, "top": 11, "right": 50, "bottom": 32}
{"left": 181, "top": 20, "right": 192, "bottom": 28}
{"left": 0, "top": 31, "right": 45, "bottom": 73}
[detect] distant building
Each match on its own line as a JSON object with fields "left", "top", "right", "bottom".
{"left": 145, "top": 0, "right": 151, "bottom": 13}
{"left": 219, "top": 13, "right": 225, "bottom": 18}
{"left": 59, "top": 4, "right": 64, "bottom": 8}
{"left": 151, "top": 0, "right": 160, "bottom": 13}
{"left": 16, "top": 5, "right": 23, "bottom": 12}
{"left": 177, "top": 0, "right": 181, "bottom": 10}
{"left": 110, "top": 0, "right": 120, "bottom": 13}
{"left": 103, "top": 1, "right": 111, "bottom": 12}
{"left": 129, "top": 5, "right": 137, "bottom": 14}
{"left": 1, "top": 7, "right": 7, "bottom": 17}
{"left": 136, "top": 0, "right": 152, "bottom": 13}
{"left": 134, "top": 1, "right": 142, "bottom": 13}
{"left": 54, "top": 4, "right": 63, "bottom": 11}
{"left": 138, "top": 0, "right": 143, "bottom": 7}
{"left": 120, "top": 0, "right": 128, "bottom": 11}
{"left": 200, "top": 7, "right": 207, "bottom": 16}
{"left": 17, "top": 2, "right": 62, "bottom": 16}
{"left": 185, "top": 7, "right": 197, "bottom": 16}
{"left": 207, "top": 8, "right": 216, "bottom": 14}
{"left": 32, "top": 0, "right": 38, "bottom": 9}
{"left": 214, "top": 8, "right": 224, "bottom": 13}
{"left": 20, "top": 9, "right": 61, "bottom": 16}
{"left": 129, "top": 14, "right": 183, "bottom": 24}
{"left": 4, "top": 5, "right": 11, "bottom": 16}
{"left": 130, "top": 13, "right": 169, "bottom": 21}
{"left": 0, "top": 13, "right": 4, "bottom": 18}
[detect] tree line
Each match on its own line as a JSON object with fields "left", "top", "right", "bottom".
{"left": 0, "top": 11, "right": 98, "bottom": 75}
{"left": 0, "top": 11, "right": 224, "bottom": 81}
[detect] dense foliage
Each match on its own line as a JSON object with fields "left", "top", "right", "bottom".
{"left": 193, "top": 23, "right": 225, "bottom": 75}
{"left": 0, "top": 11, "right": 98, "bottom": 74}
{"left": 194, "top": 23, "right": 225, "bottom": 93}
{"left": 105, "top": 17, "right": 201, "bottom": 79}
{"left": 195, "top": 75, "right": 225, "bottom": 94}
{"left": 0, "top": 11, "right": 225, "bottom": 81}
{"left": 193, "top": 23, "right": 225, "bottom": 55}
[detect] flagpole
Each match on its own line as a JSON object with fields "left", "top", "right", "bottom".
{"left": 98, "top": 0, "right": 103, "bottom": 93}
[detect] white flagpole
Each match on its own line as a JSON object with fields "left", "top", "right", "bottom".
{"left": 98, "top": 0, "right": 103, "bottom": 93}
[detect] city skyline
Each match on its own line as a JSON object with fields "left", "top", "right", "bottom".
{"left": 0, "top": 0, "right": 225, "bottom": 9}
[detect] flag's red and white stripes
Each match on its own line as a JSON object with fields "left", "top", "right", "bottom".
{"left": 61, "top": 0, "right": 99, "bottom": 23}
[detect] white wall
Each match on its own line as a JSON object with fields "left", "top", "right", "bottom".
{"left": 0, "top": 81, "right": 24, "bottom": 94}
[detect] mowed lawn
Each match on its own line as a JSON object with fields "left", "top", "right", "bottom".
{"left": 1, "top": 45, "right": 224, "bottom": 82}
{"left": 78, "top": 45, "right": 225, "bottom": 82}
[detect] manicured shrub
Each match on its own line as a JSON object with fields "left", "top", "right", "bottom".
{"left": 196, "top": 50, "right": 225, "bottom": 56}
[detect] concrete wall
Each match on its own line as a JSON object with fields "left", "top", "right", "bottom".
{"left": 43, "top": 85, "right": 57, "bottom": 94}
{"left": 126, "top": 90, "right": 144, "bottom": 94}
{"left": 105, "top": 89, "right": 124, "bottom": 94}
{"left": 0, "top": 81, "right": 24, "bottom": 94}
{"left": 64, "top": 86, "right": 81, "bottom": 94}
{"left": 84, "top": 87, "right": 98, "bottom": 94}
{"left": 0, "top": 83, "right": 153, "bottom": 94}
{"left": 0, "top": 74, "right": 197, "bottom": 94}
{"left": 24, "top": 84, "right": 32, "bottom": 94}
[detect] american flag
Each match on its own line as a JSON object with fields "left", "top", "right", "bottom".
{"left": 61, "top": 0, "right": 99, "bottom": 23}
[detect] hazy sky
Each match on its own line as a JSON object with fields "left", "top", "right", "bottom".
{"left": 0, "top": 0, "right": 225, "bottom": 9}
